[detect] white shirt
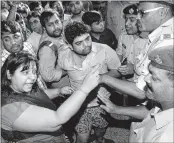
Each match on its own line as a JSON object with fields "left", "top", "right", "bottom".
{"left": 129, "top": 107, "right": 173, "bottom": 142}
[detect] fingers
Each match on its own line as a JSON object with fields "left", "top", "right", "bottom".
{"left": 98, "top": 87, "right": 111, "bottom": 98}
{"left": 100, "top": 105, "right": 110, "bottom": 112}
{"left": 97, "top": 94, "right": 110, "bottom": 105}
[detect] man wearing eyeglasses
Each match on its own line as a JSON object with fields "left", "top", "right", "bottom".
{"left": 99, "top": 1, "right": 173, "bottom": 100}
{"left": 96, "top": 1, "right": 173, "bottom": 141}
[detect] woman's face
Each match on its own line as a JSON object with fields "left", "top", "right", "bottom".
{"left": 8, "top": 61, "right": 37, "bottom": 93}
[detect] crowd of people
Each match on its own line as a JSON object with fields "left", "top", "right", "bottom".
{"left": 1, "top": 1, "right": 173, "bottom": 143}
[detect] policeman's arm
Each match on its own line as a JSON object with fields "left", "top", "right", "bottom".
{"left": 101, "top": 74, "right": 146, "bottom": 99}
{"left": 98, "top": 94, "right": 149, "bottom": 120}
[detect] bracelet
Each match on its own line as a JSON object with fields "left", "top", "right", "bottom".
{"left": 79, "top": 88, "right": 88, "bottom": 95}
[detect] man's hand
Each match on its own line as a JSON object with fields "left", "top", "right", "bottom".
{"left": 98, "top": 94, "right": 119, "bottom": 114}
{"left": 60, "top": 86, "right": 74, "bottom": 95}
{"left": 118, "top": 63, "right": 134, "bottom": 75}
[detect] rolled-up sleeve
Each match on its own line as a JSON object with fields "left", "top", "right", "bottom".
{"left": 105, "top": 45, "right": 121, "bottom": 69}
{"left": 38, "top": 46, "right": 62, "bottom": 82}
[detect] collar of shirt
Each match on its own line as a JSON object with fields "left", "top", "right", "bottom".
{"left": 73, "top": 42, "right": 98, "bottom": 70}
{"left": 2, "top": 48, "right": 10, "bottom": 56}
{"left": 148, "top": 17, "right": 174, "bottom": 43}
{"left": 151, "top": 107, "right": 174, "bottom": 130}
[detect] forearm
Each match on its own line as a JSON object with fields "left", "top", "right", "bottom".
{"left": 105, "top": 69, "right": 121, "bottom": 78}
{"left": 101, "top": 75, "right": 146, "bottom": 99}
{"left": 7, "top": 5, "right": 17, "bottom": 21}
{"left": 113, "top": 105, "right": 149, "bottom": 120}
{"left": 44, "top": 88, "right": 60, "bottom": 99}
{"left": 56, "top": 89, "right": 88, "bottom": 124}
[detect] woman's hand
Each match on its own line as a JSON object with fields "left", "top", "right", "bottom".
{"left": 80, "top": 65, "right": 100, "bottom": 94}
{"left": 60, "top": 86, "right": 74, "bottom": 95}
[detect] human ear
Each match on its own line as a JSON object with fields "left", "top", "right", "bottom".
{"left": 69, "top": 45, "right": 73, "bottom": 51}
{"left": 7, "top": 70, "right": 12, "bottom": 80}
{"left": 159, "top": 7, "right": 168, "bottom": 20}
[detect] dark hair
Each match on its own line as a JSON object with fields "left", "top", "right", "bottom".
{"left": 15, "top": 13, "right": 23, "bottom": 21}
{"left": 41, "top": 1, "right": 48, "bottom": 8}
{"left": 27, "top": 11, "right": 41, "bottom": 21}
{"left": 17, "top": 6, "right": 28, "bottom": 15}
{"left": 29, "top": 2, "right": 40, "bottom": 11}
{"left": 1, "top": 20, "right": 21, "bottom": 35}
{"left": 49, "top": 1, "right": 62, "bottom": 9}
{"left": 82, "top": 11, "right": 102, "bottom": 26}
{"left": 40, "top": 10, "right": 59, "bottom": 27}
{"left": 1, "top": 51, "right": 38, "bottom": 93}
{"left": 64, "top": 21, "right": 90, "bottom": 45}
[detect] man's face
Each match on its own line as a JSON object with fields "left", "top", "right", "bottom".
{"left": 34, "top": 5, "right": 43, "bottom": 14}
{"left": 52, "top": 1, "right": 64, "bottom": 14}
{"left": 29, "top": 17, "right": 42, "bottom": 34}
{"left": 69, "top": 1, "right": 83, "bottom": 15}
{"left": 144, "top": 64, "right": 172, "bottom": 103}
{"left": 125, "top": 14, "right": 138, "bottom": 35}
{"left": 2, "top": 31, "right": 23, "bottom": 53}
{"left": 137, "top": 2, "right": 162, "bottom": 33}
{"left": 91, "top": 20, "right": 105, "bottom": 33}
{"left": 72, "top": 33, "right": 92, "bottom": 56}
{"left": 45, "top": 14, "right": 63, "bottom": 38}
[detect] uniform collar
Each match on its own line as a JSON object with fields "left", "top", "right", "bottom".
{"left": 151, "top": 107, "right": 174, "bottom": 130}
{"left": 148, "top": 17, "right": 174, "bottom": 43}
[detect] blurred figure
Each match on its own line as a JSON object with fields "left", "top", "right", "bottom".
{"left": 82, "top": 1, "right": 93, "bottom": 12}
{"left": 1, "top": 1, "right": 10, "bottom": 21}
{"left": 15, "top": 13, "right": 31, "bottom": 41}
{"left": 49, "top": 1, "right": 64, "bottom": 22}
{"left": 64, "top": 1, "right": 84, "bottom": 26}
{"left": 29, "top": 1, "right": 43, "bottom": 14}
{"left": 27, "top": 11, "right": 43, "bottom": 53}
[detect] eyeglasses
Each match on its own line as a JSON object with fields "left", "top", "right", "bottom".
{"left": 138, "top": 7, "right": 164, "bottom": 18}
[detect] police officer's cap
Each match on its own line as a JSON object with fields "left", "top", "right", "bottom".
{"left": 148, "top": 39, "right": 174, "bottom": 72}
{"left": 123, "top": 4, "right": 139, "bottom": 15}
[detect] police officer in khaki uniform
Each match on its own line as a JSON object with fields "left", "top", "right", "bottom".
{"left": 99, "top": 1, "right": 173, "bottom": 100}
{"left": 95, "top": 0, "right": 173, "bottom": 123}
{"left": 99, "top": 39, "right": 174, "bottom": 142}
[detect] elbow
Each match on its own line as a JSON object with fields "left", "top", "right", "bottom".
{"left": 46, "top": 125, "right": 62, "bottom": 132}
